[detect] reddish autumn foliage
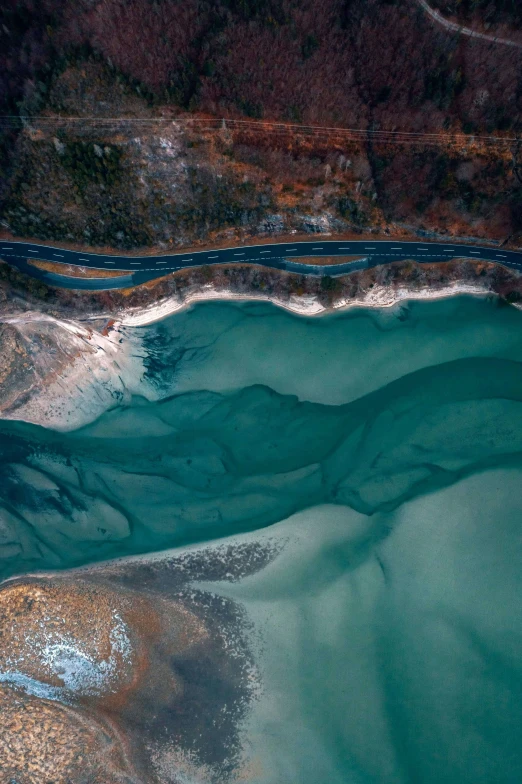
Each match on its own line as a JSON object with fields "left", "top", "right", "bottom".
{"left": 1, "top": 0, "right": 522, "bottom": 245}
{"left": 2, "top": 0, "right": 522, "bottom": 134}
{"left": 430, "top": 0, "right": 522, "bottom": 30}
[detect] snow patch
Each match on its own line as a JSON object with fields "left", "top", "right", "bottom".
{"left": 0, "top": 610, "right": 133, "bottom": 702}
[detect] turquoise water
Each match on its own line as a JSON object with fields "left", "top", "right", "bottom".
{"left": 1, "top": 295, "right": 522, "bottom": 782}
{"left": 1, "top": 296, "right": 522, "bottom": 577}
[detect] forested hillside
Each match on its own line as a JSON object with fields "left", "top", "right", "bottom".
{"left": 1, "top": 0, "right": 521, "bottom": 247}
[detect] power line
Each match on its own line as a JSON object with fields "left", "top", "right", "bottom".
{"left": 0, "top": 115, "right": 517, "bottom": 147}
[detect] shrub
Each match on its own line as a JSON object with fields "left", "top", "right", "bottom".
{"left": 321, "top": 274, "right": 339, "bottom": 291}
{"left": 59, "top": 141, "right": 123, "bottom": 191}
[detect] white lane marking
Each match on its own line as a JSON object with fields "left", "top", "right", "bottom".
{"left": 10, "top": 243, "right": 517, "bottom": 281}
{"left": 470, "top": 251, "right": 480, "bottom": 254}
{"left": 234, "top": 252, "right": 245, "bottom": 256}
{"left": 130, "top": 262, "right": 141, "bottom": 265}
{"left": 182, "top": 258, "right": 192, "bottom": 261}
{"left": 417, "top": 247, "right": 430, "bottom": 250}
{"left": 260, "top": 250, "right": 271, "bottom": 254}
{"left": 285, "top": 248, "right": 297, "bottom": 251}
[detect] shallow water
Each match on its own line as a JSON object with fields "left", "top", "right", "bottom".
{"left": 1, "top": 295, "right": 522, "bottom": 782}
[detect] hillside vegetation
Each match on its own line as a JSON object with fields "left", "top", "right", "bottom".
{"left": 1, "top": 0, "right": 521, "bottom": 247}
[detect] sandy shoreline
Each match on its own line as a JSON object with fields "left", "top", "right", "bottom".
{"left": 119, "top": 279, "right": 494, "bottom": 326}
{"left": 0, "top": 281, "right": 513, "bottom": 432}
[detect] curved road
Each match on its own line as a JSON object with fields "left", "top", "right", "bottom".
{"left": 1, "top": 238, "right": 521, "bottom": 291}
{"left": 417, "top": 0, "right": 522, "bottom": 49}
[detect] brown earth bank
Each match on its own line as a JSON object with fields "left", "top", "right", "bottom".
{"left": 0, "top": 684, "right": 138, "bottom": 784}
{"left": 1, "top": 0, "right": 522, "bottom": 252}
{"left": 29, "top": 258, "right": 129, "bottom": 277}
{"left": 293, "top": 255, "right": 370, "bottom": 265}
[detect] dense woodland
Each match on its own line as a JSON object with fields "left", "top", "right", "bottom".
{"left": 1, "top": 0, "right": 522, "bottom": 247}
{"left": 431, "top": 0, "right": 522, "bottom": 29}
{"left": 3, "top": 0, "right": 522, "bottom": 131}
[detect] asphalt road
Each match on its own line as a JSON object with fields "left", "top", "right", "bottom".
{"left": 1, "top": 238, "right": 521, "bottom": 291}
